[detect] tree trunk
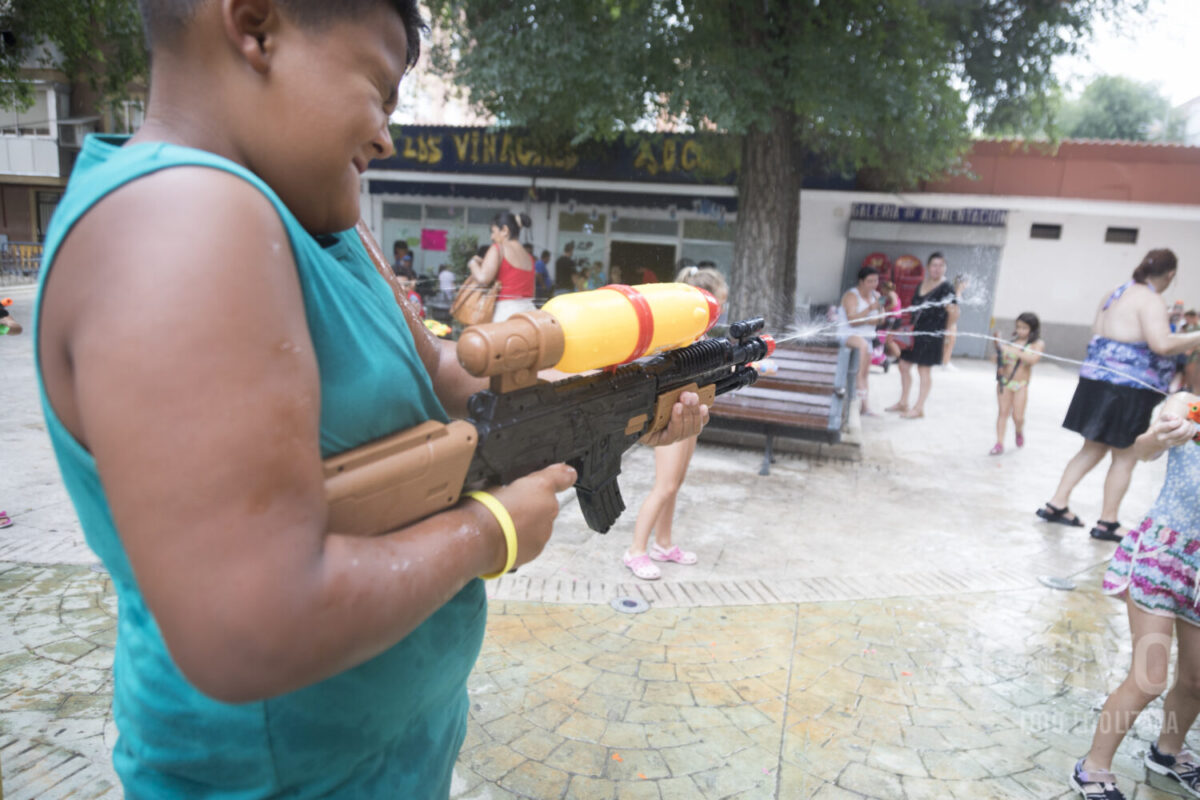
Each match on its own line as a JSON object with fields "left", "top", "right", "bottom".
{"left": 728, "top": 110, "right": 801, "bottom": 333}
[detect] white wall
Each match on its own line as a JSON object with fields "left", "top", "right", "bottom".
{"left": 997, "top": 202, "right": 1200, "bottom": 325}
{"left": 796, "top": 189, "right": 1200, "bottom": 330}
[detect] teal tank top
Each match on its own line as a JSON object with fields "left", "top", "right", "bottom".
{"left": 33, "top": 135, "right": 487, "bottom": 798}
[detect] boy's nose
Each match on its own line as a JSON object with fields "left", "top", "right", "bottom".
{"left": 372, "top": 123, "right": 396, "bottom": 160}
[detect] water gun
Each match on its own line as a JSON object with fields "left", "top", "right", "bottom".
{"left": 324, "top": 285, "right": 774, "bottom": 535}
{"left": 1188, "top": 402, "right": 1200, "bottom": 444}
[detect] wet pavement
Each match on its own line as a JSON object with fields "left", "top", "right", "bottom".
{"left": 0, "top": 281, "right": 1190, "bottom": 798}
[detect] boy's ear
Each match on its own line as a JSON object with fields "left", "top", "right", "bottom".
{"left": 222, "top": 0, "right": 280, "bottom": 74}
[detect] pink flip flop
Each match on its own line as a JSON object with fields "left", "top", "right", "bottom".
{"left": 0, "top": 511, "right": 11, "bottom": 529}
{"left": 649, "top": 544, "right": 698, "bottom": 565}
{"left": 623, "top": 552, "right": 661, "bottom": 580}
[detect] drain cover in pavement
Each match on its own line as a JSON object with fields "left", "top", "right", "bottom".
{"left": 611, "top": 596, "right": 649, "bottom": 614}
{"left": 1038, "top": 575, "right": 1076, "bottom": 591}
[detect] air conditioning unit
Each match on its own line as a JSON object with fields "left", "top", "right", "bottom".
{"left": 57, "top": 117, "right": 99, "bottom": 149}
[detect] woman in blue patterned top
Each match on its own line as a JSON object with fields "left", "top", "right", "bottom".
{"left": 1038, "top": 249, "right": 1200, "bottom": 544}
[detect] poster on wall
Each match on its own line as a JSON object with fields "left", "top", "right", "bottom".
{"left": 892, "top": 254, "right": 924, "bottom": 309}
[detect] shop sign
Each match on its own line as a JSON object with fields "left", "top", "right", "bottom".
{"left": 380, "top": 125, "right": 734, "bottom": 185}
{"left": 851, "top": 203, "right": 1008, "bottom": 227}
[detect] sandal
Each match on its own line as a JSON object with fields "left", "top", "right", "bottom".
{"left": 989, "top": 443, "right": 1003, "bottom": 456}
{"left": 1089, "top": 520, "right": 1124, "bottom": 543}
{"left": 1036, "top": 503, "right": 1085, "bottom": 527}
{"left": 0, "top": 511, "right": 11, "bottom": 529}
{"left": 1070, "top": 757, "right": 1126, "bottom": 799}
{"left": 1015, "top": 432, "right": 1025, "bottom": 448}
{"left": 650, "top": 544, "right": 697, "bottom": 565}
{"left": 623, "top": 552, "right": 661, "bottom": 580}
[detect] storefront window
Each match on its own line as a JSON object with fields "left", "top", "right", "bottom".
{"left": 611, "top": 217, "right": 678, "bottom": 237}
{"left": 558, "top": 211, "right": 607, "bottom": 235}
{"left": 682, "top": 218, "right": 735, "bottom": 242}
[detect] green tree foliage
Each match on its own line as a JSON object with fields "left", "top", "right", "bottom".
{"left": 0, "top": 0, "right": 146, "bottom": 110}
{"left": 1060, "top": 75, "right": 1183, "bottom": 142}
{"left": 425, "top": 0, "right": 1138, "bottom": 324}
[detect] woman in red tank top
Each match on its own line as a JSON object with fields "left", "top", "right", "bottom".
{"left": 467, "top": 211, "right": 536, "bottom": 322}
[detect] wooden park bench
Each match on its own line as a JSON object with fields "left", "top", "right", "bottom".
{"left": 701, "top": 339, "right": 859, "bottom": 474}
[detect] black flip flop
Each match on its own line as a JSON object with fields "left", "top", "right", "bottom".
{"left": 1035, "top": 503, "right": 1085, "bottom": 528}
{"left": 1090, "top": 520, "right": 1124, "bottom": 543}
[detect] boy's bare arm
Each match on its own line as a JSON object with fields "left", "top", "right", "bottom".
{"left": 45, "top": 170, "right": 573, "bottom": 703}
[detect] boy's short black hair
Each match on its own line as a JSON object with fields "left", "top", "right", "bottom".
{"left": 137, "top": 0, "right": 424, "bottom": 70}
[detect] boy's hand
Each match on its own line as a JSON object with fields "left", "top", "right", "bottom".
{"left": 481, "top": 463, "right": 577, "bottom": 573}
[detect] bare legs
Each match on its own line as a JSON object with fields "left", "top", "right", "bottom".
{"left": 888, "top": 359, "right": 913, "bottom": 413}
{"left": 629, "top": 436, "right": 698, "bottom": 557}
{"left": 846, "top": 335, "right": 873, "bottom": 413}
{"left": 1083, "top": 597, "right": 1174, "bottom": 772}
{"left": 1012, "top": 384, "right": 1028, "bottom": 441}
{"left": 994, "top": 385, "right": 1029, "bottom": 448}
{"left": 1100, "top": 447, "right": 1140, "bottom": 529}
{"left": 1158, "top": 618, "right": 1200, "bottom": 755}
{"left": 995, "top": 386, "right": 1013, "bottom": 447}
{"left": 942, "top": 323, "right": 957, "bottom": 365}
{"left": 888, "top": 360, "right": 932, "bottom": 416}
{"left": 1048, "top": 439, "right": 1110, "bottom": 516}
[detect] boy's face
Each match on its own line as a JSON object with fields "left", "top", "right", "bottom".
{"left": 252, "top": 6, "right": 408, "bottom": 233}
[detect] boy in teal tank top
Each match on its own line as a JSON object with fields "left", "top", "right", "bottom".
{"left": 29, "top": 1, "right": 606, "bottom": 796}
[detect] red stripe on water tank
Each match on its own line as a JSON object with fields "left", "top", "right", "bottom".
{"left": 603, "top": 284, "right": 655, "bottom": 364}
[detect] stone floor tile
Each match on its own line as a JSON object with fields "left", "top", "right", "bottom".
{"left": 605, "top": 748, "right": 671, "bottom": 781}
{"left": 567, "top": 774, "right": 618, "bottom": 800}
{"left": 525, "top": 698, "right": 574, "bottom": 730}
{"left": 836, "top": 761, "right": 905, "bottom": 799}
{"left": 510, "top": 728, "right": 565, "bottom": 761}
{"left": 921, "top": 749, "right": 991, "bottom": 781}
{"left": 498, "top": 760, "right": 570, "bottom": 798}
{"left": 642, "top": 681, "right": 695, "bottom": 707}
{"left": 558, "top": 710, "right": 611, "bottom": 742}
{"left": 866, "top": 743, "right": 928, "bottom": 778}
{"left": 614, "top": 780, "right": 661, "bottom": 800}
{"left": 808, "top": 783, "right": 863, "bottom": 799}
{"left": 545, "top": 739, "right": 609, "bottom": 778}
{"left": 638, "top": 662, "right": 677, "bottom": 682}
{"left": 463, "top": 742, "right": 526, "bottom": 782}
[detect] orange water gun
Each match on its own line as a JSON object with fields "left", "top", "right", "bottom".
{"left": 1188, "top": 402, "right": 1200, "bottom": 444}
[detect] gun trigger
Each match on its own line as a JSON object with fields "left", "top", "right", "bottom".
{"left": 625, "top": 414, "right": 649, "bottom": 436}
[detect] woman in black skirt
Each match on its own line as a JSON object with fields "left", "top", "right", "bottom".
{"left": 887, "top": 252, "right": 958, "bottom": 418}
{"left": 1037, "top": 249, "right": 1200, "bottom": 541}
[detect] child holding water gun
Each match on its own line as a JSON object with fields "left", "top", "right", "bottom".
{"left": 624, "top": 266, "right": 728, "bottom": 580}
{"left": 31, "top": 0, "right": 706, "bottom": 794}
{"left": 990, "top": 312, "right": 1044, "bottom": 455}
{"left": 1072, "top": 392, "right": 1200, "bottom": 800}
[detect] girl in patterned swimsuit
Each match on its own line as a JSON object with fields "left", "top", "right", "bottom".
{"left": 991, "top": 312, "right": 1044, "bottom": 455}
{"left": 1072, "top": 392, "right": 1200, "bottom": 800}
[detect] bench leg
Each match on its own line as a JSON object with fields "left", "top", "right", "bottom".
{"left": 759, "top": 433, "right": 775, "bottom": 476}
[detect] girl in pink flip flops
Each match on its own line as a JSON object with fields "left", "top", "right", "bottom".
{"left": 623, "top": 266, "right": 727, "bottom": 580}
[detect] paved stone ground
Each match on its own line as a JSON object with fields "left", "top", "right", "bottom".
{"left": 1, "top": 280, "right": 1192, "bottom": 798}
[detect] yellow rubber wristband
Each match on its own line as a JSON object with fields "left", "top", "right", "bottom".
{"left": 468, "top": 491, "right": 517, "bottom": 579}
